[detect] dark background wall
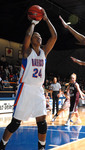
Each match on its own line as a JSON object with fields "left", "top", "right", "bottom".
{"left": 0, "top": 39, "right": 22, "bottom": 64}
{"left": 46, "top": 48, "right": 85, "bottom": 80}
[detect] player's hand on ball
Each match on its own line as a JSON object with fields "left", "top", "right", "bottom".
{"left": 31, "top": 20, "right": 39, "bottom": 25}
{"left": 27, "top": 15, "right": 39, "bottom": 26}
{"left": 42, "top": 9, "right": 48, "bottom": 21}
{"left": 59, "top": 16, "right": 68, "bottom": 28}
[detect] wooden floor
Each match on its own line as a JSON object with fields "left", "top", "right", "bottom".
{"left": 0, "top": 107, "right": 85, "bottom": 127}
{"left": 49, "top": 138, "right": 85, "bottom": 150}
{"left": 0, "top": 106, "right": 85, "bottom": 150}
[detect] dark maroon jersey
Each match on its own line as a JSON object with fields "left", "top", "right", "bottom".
{"left": 69, "top": 82, "right": 79, "bottom": 112}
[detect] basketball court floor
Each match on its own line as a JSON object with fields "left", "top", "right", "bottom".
{"left": 0, "top": 107, "right": 85, "bottom": 150}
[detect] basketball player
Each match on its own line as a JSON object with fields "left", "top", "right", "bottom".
{"left": 52, "top": 91, "right": 70, "bottom": 122}
{"left": 65, "top": 73, "right": 85, "bottom": 125}
{"left": 45, "top": 92, "right": 52, "bottom": 111}
{"left": 59, "top": 16, "right": 85, "bottom": 66}
{"left": 59, "top": 16, "right": 85, "bottom": 45}
{"left": 71, "top": 56, "right": 85, "bottom": 66}
{"left": 0, "top": 9, "right": 57, "bottom": 150}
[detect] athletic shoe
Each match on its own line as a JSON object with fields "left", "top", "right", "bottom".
{"left": 65, "top": 120, "right": 70, "bottom": 126}
{"left": 38, "top": 141, "right": 45, "bottom": 150}
{"left": 0, "top": 140, "right": 6, "bottom": 150}
{"left": 52, "top": 117, "right": 56, "bottom": 122}
{"left": 52, "top": 114, "right": 58, "bottom": 122}
{"left": 70, "top": 119, "right": 74, "bottom": 123}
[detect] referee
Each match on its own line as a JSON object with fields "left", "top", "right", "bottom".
{"left": 50, "top": 77, "right": 61, "bottom": 115}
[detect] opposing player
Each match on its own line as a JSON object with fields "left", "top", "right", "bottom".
{"left": 0, "top": 9, "right": 57, "bottom": 150}
{"left": 59, "top": 15, "right": 85, "bottom": 45}
{"left": 45, "top": 92, "right": 52, "bottom": 111}
{"left": 71, "top": 56, "right": 85, "bottom": 66}
{"left": 52, "top": 91, "right": 70, "bottom": 122}
{"left": 59, "top": 16, "right": 85, "bottom": 66}
{"left": 65, "top": 73, "right": 85, "bottom": 125}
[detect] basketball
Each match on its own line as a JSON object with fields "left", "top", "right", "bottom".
{"left": 27, "top": 5, "right": 44, "bottom": 21}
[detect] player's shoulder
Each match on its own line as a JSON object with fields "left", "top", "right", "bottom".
{"left": 23, "top": 47, "right": 32, "bottom": 58}
{"left": 40, "top": 47, "right": 46, "bottom": 55}
{"left": 40, "top": 45, "right": 46, "bottom": 56}
{"left": 75, "top": 82, "right": 79, "bottom": 87}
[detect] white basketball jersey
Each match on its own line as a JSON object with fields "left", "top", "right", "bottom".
{"left": 19, "top": 48, "right": 46, "bottom": 86}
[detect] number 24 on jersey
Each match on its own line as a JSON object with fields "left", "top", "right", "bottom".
{"left": 32, "top": 68, "right": 42, "bottom": 78}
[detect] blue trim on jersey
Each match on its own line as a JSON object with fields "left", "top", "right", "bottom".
{"left": 45, "top": 59, "right": 47, "bottom": 64}
{"left": 19, "top": 58, "right": 27, "bottom": 83}
{"left": 22, "top": 58, "right": 27, "bottom": 69}
{"left": 13, "top": 83, "right": 23, "bottom": 116}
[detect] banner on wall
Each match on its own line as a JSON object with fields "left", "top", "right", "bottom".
{"left": 0, "top": 100, "right": 14, "bottom": 114}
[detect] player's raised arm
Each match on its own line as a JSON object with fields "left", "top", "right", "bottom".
{"left": 59, "top": 15, "right": 85, "bottom": 45}
{"left": 71, "top": 56, "right": 85, "bottom": 66}
{"left": 23, "top": 20, "right": 39, "bottom": 58}
{"left": 42, "top": 10, "right": 57, "bottom": 57}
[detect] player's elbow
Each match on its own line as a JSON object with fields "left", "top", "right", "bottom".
{"left": 52, "top": 32, "right": 57, "bottom": 42}
{"left": 80, "top": 37, "right": 85, "bottom": 45}
{"left": 82, "top": 39, "right": 85, "bottom": 45}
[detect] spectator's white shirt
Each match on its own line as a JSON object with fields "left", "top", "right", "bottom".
{"left": 0, "top": 77, "right": 2, "bottom": 82}
{"left": 5, "top": 68, "right": 10, "bottom": 76}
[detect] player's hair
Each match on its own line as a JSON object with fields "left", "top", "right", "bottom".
{"left": 71, "top": 73, "right": 77, "bottom": 80}
{"left": 31, "top": 32, "right": 41, "bottom": 39}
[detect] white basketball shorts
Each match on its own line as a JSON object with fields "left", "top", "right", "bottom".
{"left": 13, "top": 83, "right": 47, "bottom": 121}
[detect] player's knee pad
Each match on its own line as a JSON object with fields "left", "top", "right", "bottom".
{"left": 7, "top": 118, "right": 21, "bottom": 133}
{"left": 37, "top": 120, "right": 47, "bottom": 134}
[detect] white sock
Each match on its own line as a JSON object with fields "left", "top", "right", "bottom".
{"left": 39, "top": 140, "right": 46, "bottom": 146}
{"left": 2, "top": 138, "right": 8, "bottom": 145}
{"left": 66, "top": 119, "right": 70, "bottom": 123}
{"left": 78, "top": 118, "right": 81, "bottom": 122}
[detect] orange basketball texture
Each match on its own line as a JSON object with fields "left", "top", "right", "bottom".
{"left": 28, "top": 5, "right": 44, "bottom": 21}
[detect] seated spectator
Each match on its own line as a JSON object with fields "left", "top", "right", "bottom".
{"left": 0, "top": 75, "right": 2, "bottom": 82}
{"left": 9, "top": 72, "right": 14, "bottom": 79}
{"left": 14, "top": 73, "right": 18, "bottom": 81}
{"left": 1, "top": 70, "right": 6, "bottom": 80}
{"left": 5, "top": 66, "right": 10, "bottom": 77}
{"left": 8, "top": 64, "right": 13, "bottom": 72}
{"left": 0, "top": 75, "right": 3, "bottom": 90}
{"left": 44, "top": 79, "right": 49, "bottom": 90}
{"left": 45, "top": 92, "right": 52, "bottom": 111}
{"left": 0, "top": 55, "right": 6, "bottom": 63}
{"left": 9, "top": 77, "right": 17, "bottom": 91}
{"left": 16, "top": 60, "right": 21, "bottom": 67}
{"left": 3, "top": 76, "right": 10, "bottom": 87}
